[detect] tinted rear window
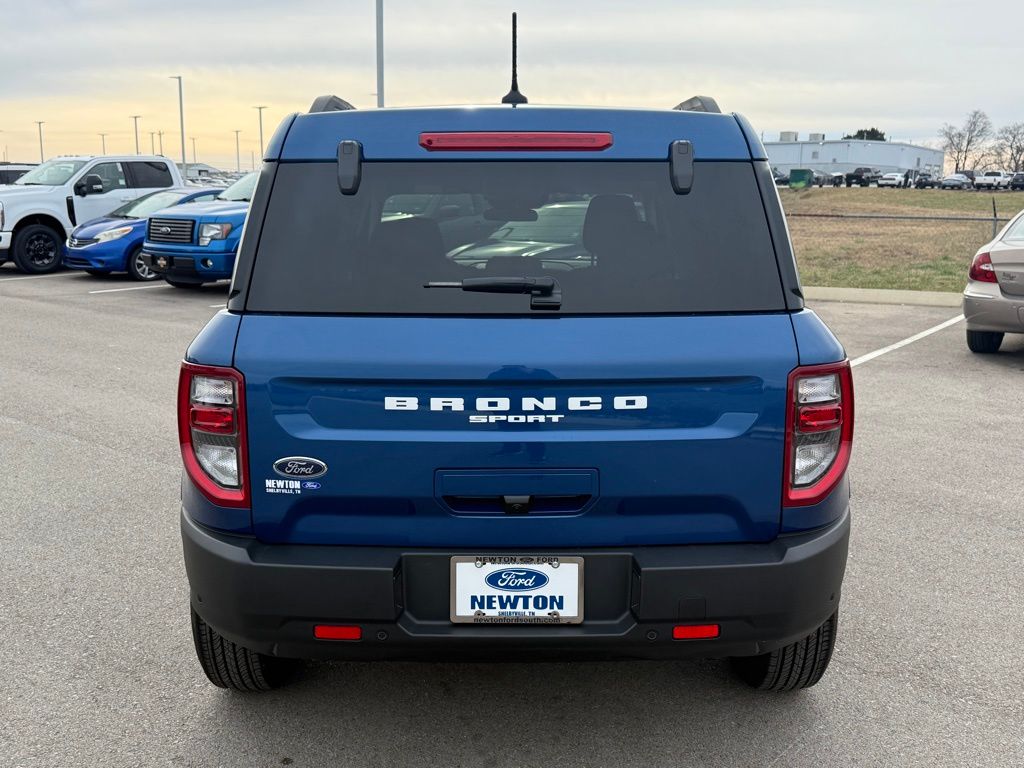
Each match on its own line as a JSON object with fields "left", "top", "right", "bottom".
{"left": 246, "top": 161, "right": 784, "bottom": 315}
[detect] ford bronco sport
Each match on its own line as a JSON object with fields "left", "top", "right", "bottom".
{"left": 179, "top": 92, "right": 853, "bottom": 693}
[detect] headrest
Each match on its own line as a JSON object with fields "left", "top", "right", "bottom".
{"left": 582, "top": 194, "right": 640, "bottom": 252}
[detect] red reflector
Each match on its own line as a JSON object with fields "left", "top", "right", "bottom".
{"left": 673, "top": 624, "right": 720, "bottom": 640}
{"left": 419, "top": 131, "right": 613, "bottom": 152}
{"left": 968, "top": 251, "right": 998, "bottom": 283}
{"left": 189, "top": 405, "right": 235, "bottom": 434}
{"left": 313, "top": 625, "right": 362, "bottom": 641}
{"left": 797, "top": 403, "right": 842, "bottom": 432}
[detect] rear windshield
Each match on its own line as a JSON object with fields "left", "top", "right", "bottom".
{"left": 246, "top": 161, "right": 784, "bottom": 315}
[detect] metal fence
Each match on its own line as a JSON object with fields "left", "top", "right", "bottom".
{"left": 784, "top": 211, "right": 1012, "bottom": 293}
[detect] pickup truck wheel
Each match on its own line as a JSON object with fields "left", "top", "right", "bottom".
{"left": 966, "top": 330, "right": 1003, "bottom": 353}
{"left": 12, "top": 224, "right": 63, "bottom": 274}
{"left": 190, "top": 608, "right": 300, "bottom": 692}
{"left": 127, "top": 246, "right": 159, "bottom": 281}
{"left": 730, "top": 612, "right": 837, "bottom": 691}
{"left": 166, "top": 278, "right": 204, "bottom": 289}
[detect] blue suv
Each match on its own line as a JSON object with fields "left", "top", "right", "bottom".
{"left": 179, "top": 94, "right": 853, "bottom": 692}
{"left": 142, "top": 172, "right": 257, "bottom": 288}
{"left": 64, "top": 188, "right": 218, "bottom": 280}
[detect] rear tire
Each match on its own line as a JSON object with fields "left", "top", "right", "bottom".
{"left": 166, "top": 278, "right": 204, "bottom": 289}
{"left": 12, "top": 224, "right": 63, "bottom": 274}
{"left": 730, "top": 612, "right": 838, "bottom": 692}
{"left": 966, "top": 329, "right": 1003, "bottom": 353}
{"left": 190, "top": 607, "right": 300, "bottom": 692}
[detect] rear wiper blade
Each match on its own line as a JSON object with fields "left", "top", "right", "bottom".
{"left": 424, "top": 276, "right": 562, "bottom": 310}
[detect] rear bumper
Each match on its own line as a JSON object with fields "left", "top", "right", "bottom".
{"left": 963, "top": 284, "right": 1024, "bottom": 332}
{"left": 182, "top": 507, "right": 850, "bottom": 661}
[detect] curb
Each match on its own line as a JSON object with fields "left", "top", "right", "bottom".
{"left": 803, "top": 286, "right": 962, "bottom": 308}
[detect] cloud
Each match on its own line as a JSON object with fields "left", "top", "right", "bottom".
{"left": 2, "top": 0, "right": 1021, "bottom": 165}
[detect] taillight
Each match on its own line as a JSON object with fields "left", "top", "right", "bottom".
{"left": 783, "top": 361, "right": 854, "bottom": 507}
{"left": 969, "top": 251, "right": 998, "bottom": 283}
{"left": 178, "top": 362, "right": 249, "bottom": 508}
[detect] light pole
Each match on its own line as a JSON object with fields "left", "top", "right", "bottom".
{"left": 253, "top": 106, "right": 266, "bottom": 158}
{"left": 233, "top": 130, "right": 241, "bottom": 172}
{"left": 376, "top": 0, "right": 384, "bottom": 107}
{"left": 35, "top": 121, "right": 45, "bottom": 162}
{"left": 170, "top": 75, "right": 187, "bottom": 180}
{"left": 98, "top": 133, "right": 107, "bottom": 154}
{"left": 130, "top": 115, "right": 142, "bottom": 154}
{"left": 191, "top": 137, "right": 197, "bottom": 164}
{"left": 158, "top": 130, "right": 164, "bottom": 155}
{"left": 149, "top": 131, "right": 156, "bottom": 154}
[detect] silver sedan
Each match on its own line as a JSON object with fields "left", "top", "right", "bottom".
{"left": 963, "top": 210, "right": 1024, "bottom": 352}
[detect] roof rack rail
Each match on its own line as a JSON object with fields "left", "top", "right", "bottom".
{"left": 309, "top": 95, "right": 357, "bottom": 113}
{"left": 673, "top": 96, "right": 721, "bottom": 114}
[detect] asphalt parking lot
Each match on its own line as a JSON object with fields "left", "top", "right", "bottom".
{"left": 2, "top": 266, "right": 1022, "bottom": 768}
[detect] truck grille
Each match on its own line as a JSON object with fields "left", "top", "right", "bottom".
{"left": 148, "top": 218, "right": 195, "bottom": 244}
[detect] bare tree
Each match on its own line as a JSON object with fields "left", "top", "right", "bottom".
{"left": 994, "top": 122, "right": 1024, "bottom": 172}
{"left": 939, "top": 110, "right": 994, "bottom": 171}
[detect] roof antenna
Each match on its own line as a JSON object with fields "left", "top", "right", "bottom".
{"left": 501, "top": 12, "right": 528, "bottom": 105}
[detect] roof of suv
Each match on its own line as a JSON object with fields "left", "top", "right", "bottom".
{"left": 272, "top": 105, "right": 767, "bottom": 163}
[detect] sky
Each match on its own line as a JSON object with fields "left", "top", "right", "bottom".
{"left": 1, "top": 0, "right": 1022, "bottom": 169}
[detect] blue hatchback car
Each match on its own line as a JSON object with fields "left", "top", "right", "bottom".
{"left": 179, "top": 94, "right": 853, "bottom": 693}
{"left": 64, "top": 187, "right": 219, "bottom": 280}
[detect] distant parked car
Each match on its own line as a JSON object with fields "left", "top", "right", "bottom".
{"left": 0, "top": 163, "right": 36, "bottom": 185}
{"left": 940, "top": 174, "right": 973, "bottom": 190}
{"left": 974, "top": 170, "right": 1012, "bottom": 190}
{"left": 64, "top": 187, "right": 218, "bottom": 280}
{"left": 877, "top": 173, "right": 905, "bottom": 188}
{"left": 1010, "top": 172, "right": 1024, "bottom": 191}
{"left": 844, "top": 167, "right": 881, "bottom": 187}
{"left": 914, "top": 173, "right": 939, "bottom": 189}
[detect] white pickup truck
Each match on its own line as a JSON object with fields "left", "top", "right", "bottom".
{"left": 973, "top": 170, "right": 1012, "bottom": 190}
{"left": 0, "top": 155, "right": 184, "bottom": 273}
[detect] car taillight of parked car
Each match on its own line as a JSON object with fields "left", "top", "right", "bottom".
{"left": 784, "top": 361, "right": 854, "bottom": 507}
{"left": 968, "top": 252, "right": 998, "bottom": 283}
{"left": 177, "top": 363, "right": 249, "bottom": 507}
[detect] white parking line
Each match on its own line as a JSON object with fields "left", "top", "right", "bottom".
{"left": 0, "top": 272, "right": 77, "bottom": 282}
{"left": 209, "top": 303, "right": 224, "bottom": 308}
{"left": 88, "top": 284, "right": 169, "bottom": 294}
{"left": 851, "top": 314, "right": 964, "bottom": 367}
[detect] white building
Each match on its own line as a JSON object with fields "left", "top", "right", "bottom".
{"left": 765, "top": 133, "right": 945, "bottom": 177}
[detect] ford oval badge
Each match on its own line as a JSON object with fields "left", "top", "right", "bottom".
{"left": 485, "top": 568, "right": 549, "bottom": 592}
{"left": 273, "top": 457, "right": 328, "bottom": 479}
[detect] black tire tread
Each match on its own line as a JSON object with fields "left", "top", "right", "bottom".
{"left": 731, "top": 612, "right": 838, "bottom": 692}
{"left": 966, "top": 330, "right": 1003, "bottom": 354}
{"left": 190, "top": 608, "right": 287, "bottom": 692}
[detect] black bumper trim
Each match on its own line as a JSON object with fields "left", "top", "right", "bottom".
{"left": 181, "top": 508, "right": 850, "bottom": 661}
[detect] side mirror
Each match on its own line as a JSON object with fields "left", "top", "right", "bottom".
{"left": 437, "top": 204, "right": 461, "bottom": 220}
{"left": 77, "top": 174, "right": 104, "bottom": 196}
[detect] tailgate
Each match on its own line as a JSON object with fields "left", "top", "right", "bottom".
{"left": 236, "top": 314, "right": 797, "bottom": 548}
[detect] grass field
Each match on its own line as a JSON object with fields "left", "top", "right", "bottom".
{"left": 779, "top": 187, "right": 1024, "bottom": 292}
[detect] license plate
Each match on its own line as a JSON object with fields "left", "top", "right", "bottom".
{"left": 450, "top": 555, "right": 583, "bottom": 624}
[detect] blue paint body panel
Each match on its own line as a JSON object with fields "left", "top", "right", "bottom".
{"left": 789, "top": 309, "right": 847, "bottom": 365}
{"left": 279, "top": 106, "right": 754, "bottom": 162}
{"left": 185, "top": 310, "right": 240, "bottom": 367}
{"left": 233, "top": 314, "right": 799, "bottom": 547}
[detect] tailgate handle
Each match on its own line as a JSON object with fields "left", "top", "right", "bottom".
{"left": 435, "top": 469, "right": 599, "bottom": 516}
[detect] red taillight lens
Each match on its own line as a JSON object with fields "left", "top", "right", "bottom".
{"left": 190, "top": 405, "right": 235, "bottom": 434}
{"left": 783, "top": 361, "right": 854, "bottom": 507}
{"left": 672, "top": 624, "right": 720, "bottom": 640}
{"left": 969, "top": 251, "right": 998, "bottom": 283}
{"left": 178, "top": 362, "right": 249, "bottom": 508}
{"left": 419, "top": 131, "right": 613, "bottom": 152}
{"left": 314, "top": 625, "right": 362, "bottom": 641}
